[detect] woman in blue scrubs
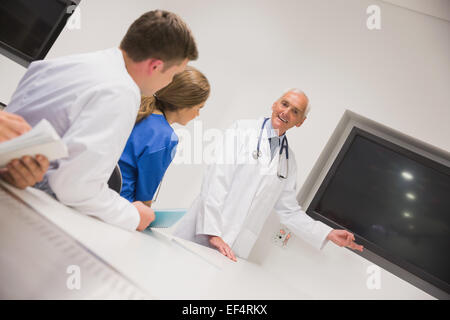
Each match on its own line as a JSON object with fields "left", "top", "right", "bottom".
{"left": 119, "top": 66, "right": 210, "bottom": 205}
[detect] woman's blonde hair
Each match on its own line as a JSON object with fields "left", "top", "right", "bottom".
{"left": 136, "top": 65, "right": 210, "bottom": 123}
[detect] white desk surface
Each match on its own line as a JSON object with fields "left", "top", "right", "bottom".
{"left": 0, "top": 182, "right": 311, "bottom": 300}
{"left": 2, "top": 181, "right": 438, "bottom": 300}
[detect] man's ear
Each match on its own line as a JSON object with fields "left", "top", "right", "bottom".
{"left": 296, "top": 117, "right": 306, "bottom": 128}
{"left": 147, "top": 59, "right": 164, "bottom": 75}
{"left": 271, "top": 101, "right": 277, "bottom": 111}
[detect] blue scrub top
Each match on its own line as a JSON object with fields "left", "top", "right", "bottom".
{"left": 119, "top": 114, "right": 178, "bottom": 202}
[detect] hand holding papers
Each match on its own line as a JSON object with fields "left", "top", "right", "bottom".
{"left": 0, "top": 119, "right": 68, "bottom": 168}
{"left": 0, "top": 119, "right": 67, "bottom": 189}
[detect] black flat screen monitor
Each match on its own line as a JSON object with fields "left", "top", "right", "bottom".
{"left": 307, "top": 127, "right": 450, "bottom": 297}
{"left": 0, "top": 0, "right": 79, "bottom": 67}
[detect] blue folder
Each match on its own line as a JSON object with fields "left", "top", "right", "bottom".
{"left": 147, "top": 209, "right": 187, "bottom": 229}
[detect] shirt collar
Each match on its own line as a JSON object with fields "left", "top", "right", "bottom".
{"left": 265, "top": 117, "right": 286, "bottom": 139}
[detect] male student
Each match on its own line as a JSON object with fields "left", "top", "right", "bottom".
{"left": 6, "top": 10, "right": 198, "bottom": 232}
{"left": 174, "top": 89, "right": 363, "bottom": 261}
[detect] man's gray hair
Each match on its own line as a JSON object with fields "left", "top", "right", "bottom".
{"left": 282, "top": 88, "right": 311, "bottom": 118}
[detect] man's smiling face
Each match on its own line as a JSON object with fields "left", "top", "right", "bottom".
{"left": 271, "top": 91, "right": 308, "bottom": 136}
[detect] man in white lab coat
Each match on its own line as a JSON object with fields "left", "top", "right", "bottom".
{"left": 5, "top": 10, "right": 198, "bottom": 232}
{"left": 174, "top": 89, "right": 364, "bottom": 261}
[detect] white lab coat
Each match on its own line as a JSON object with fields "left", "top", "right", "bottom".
{"left": 174, "top": 118, "right": 333, "bottom": 258}
{"left": 5, "top": 48, "right": 141, "bottom": 231}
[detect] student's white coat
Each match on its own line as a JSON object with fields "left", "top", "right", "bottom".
{"left": 6, "top": 48, "right": 141, "bottom": 231}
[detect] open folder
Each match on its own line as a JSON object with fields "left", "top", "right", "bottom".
{"left": 148, "top": 209, "right": 187, "bottom": 228}
{"left": 0, "top": 119, "right": 68, "bottom": 168}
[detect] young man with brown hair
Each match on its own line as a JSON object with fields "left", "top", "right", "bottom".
{"left": 5, "top": 10, "right": 198, "bottom": 232}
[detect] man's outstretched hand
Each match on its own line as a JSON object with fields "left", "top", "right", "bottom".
{"left": 209, "top": 235, "right": 237, "bottom": 262}
{"left": 327, "top": 229, "right": 364, "bottom": 252}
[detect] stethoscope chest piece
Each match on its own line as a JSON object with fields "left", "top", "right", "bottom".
{"left": 252, "top": 150, "right": 261, "bottom": 160}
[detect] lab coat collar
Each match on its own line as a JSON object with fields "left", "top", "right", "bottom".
{"left": 113, "top": 47, "right": 141, "bottom": 95}
{"left": 265, "top": 117, "right": 286, "bottom": 140}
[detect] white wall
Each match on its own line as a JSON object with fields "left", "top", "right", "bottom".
{"left": 0, "top": 0, "right": 448, "bottom": 298}
{"left": 381, "top": 0, "right": 450, "bottom": 21}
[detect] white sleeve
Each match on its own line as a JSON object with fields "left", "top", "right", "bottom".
{"left": 274, "top": 152, "right": 333, "bottom": 250}
{"left": 48, "top": 82, "right": 141, "bottom": 231}
{"left": 195, "top": 121, "right": 239, "bottom": 237}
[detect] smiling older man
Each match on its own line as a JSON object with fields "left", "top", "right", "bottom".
{"left": 174, "top": 88, "right": 364, "bottom": 261}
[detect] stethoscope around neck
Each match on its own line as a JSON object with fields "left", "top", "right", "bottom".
{"left": 252, "top": 117, "right": 289, "bottom": 179}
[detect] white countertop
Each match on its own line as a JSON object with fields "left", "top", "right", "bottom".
{"left": 0, "top": 181, "right": 311, "bottom": 299}
{"left": 1, "top": 181, "right": 437, "bottom": 300}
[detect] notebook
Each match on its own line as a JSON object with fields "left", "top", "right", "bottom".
{"left": 0, "top": 119, "right": 68, "bottom": 167}
{"left": 148, "top": 209, "right": 187, "bottom": 228}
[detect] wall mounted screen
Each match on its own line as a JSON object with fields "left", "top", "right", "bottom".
{"left": 0, "top": 0, "right": 78, "bottom": 66}
{"left": 307, "top": 127, "right": 450, "bottom": 296}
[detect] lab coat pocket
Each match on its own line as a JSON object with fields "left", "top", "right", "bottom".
{"left": 232, "top": 228, "right": 258, "bottom": 259}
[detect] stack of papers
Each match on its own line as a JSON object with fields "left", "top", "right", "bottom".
{"left": 0, "top": 119, "right": 68, "bottom": 167}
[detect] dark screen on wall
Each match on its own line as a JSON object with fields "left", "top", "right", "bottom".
{"left": 0, "top": 0, "right": 69, "bottom": 60}
{"left": 313, "top": 134, "right": 450, "bottom": 286}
